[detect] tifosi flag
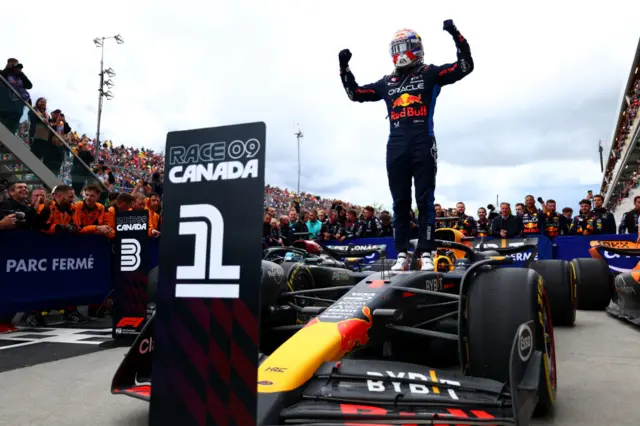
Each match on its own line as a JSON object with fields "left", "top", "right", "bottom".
{"left": 112, "top": 210, "right": 150, "bottom": 342}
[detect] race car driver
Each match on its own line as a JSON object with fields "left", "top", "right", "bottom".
{"left": 339, "top": 19, "right": 474, "bottom": 271}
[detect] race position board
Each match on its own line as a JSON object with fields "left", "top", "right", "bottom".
{"left": 150, "top": 123, "right": 266, "bottom": 426}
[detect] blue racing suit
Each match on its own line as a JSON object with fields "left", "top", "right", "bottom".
{"left": 340, "top": 29, "right": 473, "bottom": 253}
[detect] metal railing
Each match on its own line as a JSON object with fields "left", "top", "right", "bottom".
{"left": 0, "top": 73, "right": 108, "bottom": 193}
{"left": 604, "top": 112, "right": 640, "bottom": 206}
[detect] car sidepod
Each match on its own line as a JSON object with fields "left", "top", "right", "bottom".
{"left": 607, "top": 271, "right": 640, "bottom": 325}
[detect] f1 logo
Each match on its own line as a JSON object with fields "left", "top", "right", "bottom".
{"left": 121, "top": 238, "right": 141, "bottom": 271}
{"left": 175, "top": 204, "right": 240, "bottom": 299}
{"left": 116, "top": 317, "right": 144, "bottom": 328}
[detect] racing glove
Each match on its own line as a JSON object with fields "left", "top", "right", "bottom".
{"left": 339, "top": 49, "right": 352, "bottom": 70}
{"left": 443, "top": 19, "right": 458, "bottom": 35}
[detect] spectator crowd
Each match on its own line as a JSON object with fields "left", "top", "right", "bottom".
{"left": 1, "top": 55, "right": 640, "bottom": 333}
{"left": 263, "top": 193, "right": 640, "bottom": 249}
{"left": 601, "top": 74, "right": 640, "bottom": 210}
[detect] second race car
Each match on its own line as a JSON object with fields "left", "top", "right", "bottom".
{"left": 575, "top": 240, "right": 640, "bottom": 324}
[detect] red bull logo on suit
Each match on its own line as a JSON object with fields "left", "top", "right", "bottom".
{"left": 391, "top": 93, "right": 427, "bottom": 121}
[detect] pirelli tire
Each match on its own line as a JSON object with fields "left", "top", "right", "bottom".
{"left": 570, "top": 258, "right": 612, "bottom": 310}
{"left": 279, "top": 262, "right": 315, "bottom": 322}
{"left": 465, "top": 268, "right": 557, "bottom": 416}
{"left": 260, "top": 260, "right": 286, "bottom": 309}
{"left": 528, "top": 260, "right": 575, "bottom": 326}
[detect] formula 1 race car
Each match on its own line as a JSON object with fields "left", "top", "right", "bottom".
{"left": 366, "top": 228, "right": 578, "bottom": 326}
{"left": 576, "top": 240, "right": 640, "bottom": 323}
{"left": 112, "top": 234, "right": 560, "bottom": 424}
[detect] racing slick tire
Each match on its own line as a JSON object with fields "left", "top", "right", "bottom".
{"left": 570, "top": 258, "right": 612, "bottom": 310}
{"left": 529, "top": 260, "right": 575, "bottom": 326}
{"left": 466, "top": 268, "right": 557, "bottom": 416}
{"left": 278, "top": 262, "right": 315, "bottom": 320}
{"left": 260, "top": 262, "right": 314, "bottom": 354}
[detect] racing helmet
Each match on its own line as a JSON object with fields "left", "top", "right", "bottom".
{"left": 390, "top": 28, "right": 424, "bottom": 69}
{"left": 284, "top": 252, "right": 304, "bottom": 262}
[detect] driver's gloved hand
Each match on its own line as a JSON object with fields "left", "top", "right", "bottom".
{"left": 339, "top": 49, "right": 352, "bottom": 70}
{"left": 443, "top": 19, "right": 458, "bottom": 35}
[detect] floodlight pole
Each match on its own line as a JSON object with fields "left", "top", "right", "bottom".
{"left": 96, "top": 39, "right": 106, "bottom": 148}
{"left": 95, "top": 34, "right": 123, "bottom": 147}
{"left": 295, "top": 126, "right": 304, "bottom": 194}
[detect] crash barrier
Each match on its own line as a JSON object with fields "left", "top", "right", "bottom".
{"left": 325, "top": 236, "right": 553, "bottom": 265}
{"left": 324, "top": 234, "right": 640, "bottom": 271}
{"left": 0, "top": 232, "right": 637, "bottom": 317}
{"left": 0, "top": 229, "right": 159, "bottom": 317}
{"left": 0, "top": 230, "right": 112, "bottom": 316}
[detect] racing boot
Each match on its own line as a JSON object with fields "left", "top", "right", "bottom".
{"left": 420, "top": 253, "right": 435, "bottom": 271}
{"left": 391, "top": 252, "right": 409, "bottom": 271}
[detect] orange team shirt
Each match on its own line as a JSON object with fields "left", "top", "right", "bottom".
{"left": 146, "top": 207, "right": 160, "bottom": 235}
{"left": 71, "top": 201, "right": 106, "bottom": 234}
{"left": 36, "top": 201, "right": 74, "bottom": 234}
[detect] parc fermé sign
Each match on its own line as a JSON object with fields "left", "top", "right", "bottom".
{"left": 150, "top": 122, "right": 266, "bottom": 426}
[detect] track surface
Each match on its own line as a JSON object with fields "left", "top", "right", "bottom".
{"left": 0, "top": 311, "right": 639, "bottom": 425}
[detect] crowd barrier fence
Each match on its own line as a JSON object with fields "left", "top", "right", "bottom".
{"left": 0, "top": 232, "right": 637, "bottom": 316}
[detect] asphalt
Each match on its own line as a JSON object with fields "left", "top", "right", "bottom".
{"left": 0, "top": 310, "right": 638, "bottom": 426}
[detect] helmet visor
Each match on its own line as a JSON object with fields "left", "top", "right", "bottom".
{"left": 390, "top": 38, "right": 422, "bottom": 56}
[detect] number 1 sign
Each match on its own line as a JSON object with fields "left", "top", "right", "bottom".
{"left": 150, "top": 122, "right": 266, "bottom": 426}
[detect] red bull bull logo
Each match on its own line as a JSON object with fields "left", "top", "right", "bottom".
{"left": 392, "top": 93, "right": 422, "bottom": 108}
{"left": 335, "top": 306, "right": 373, "bottom": 352}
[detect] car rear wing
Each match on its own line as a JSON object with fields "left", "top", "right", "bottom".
{"left": 589, "top": 240, "right": 640, "bottom": 260}
{"left": 111, "top": 311, "right": 155, "bottom": 402}
{"left": 473, "top": 237, "right": 539, "bottom": 252}
{"left": 272, "top": 321, "right": 540, "bottom": 426}
{"left": 321, "top": 243, "right": 386, "bottom": 260}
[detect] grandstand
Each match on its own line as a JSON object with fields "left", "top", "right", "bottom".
{"left": 601, "top": 37, "right": 640, "bottom": 223}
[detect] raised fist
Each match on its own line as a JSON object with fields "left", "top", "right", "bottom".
{"left": 339, "top": 49, "right": 352, "bottom": 69}
{"left": 443, "top": 19, "right": 457, "bottom": 34}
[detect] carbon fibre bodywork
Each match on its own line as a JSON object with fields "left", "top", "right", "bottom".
{"left": 588, "top": 241, "right": 640, "bottom": 324}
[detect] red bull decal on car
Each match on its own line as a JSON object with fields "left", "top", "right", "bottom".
{"left": 258, "top": 302, "right": 377, "bottom": 393}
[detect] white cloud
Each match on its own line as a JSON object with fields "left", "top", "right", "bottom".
{"left": 3, "top": 0, "right": 639, "bottom": 218}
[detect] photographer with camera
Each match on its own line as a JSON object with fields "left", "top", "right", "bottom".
{"left": 0, "top": 182, "right": 37, "bottom": 230}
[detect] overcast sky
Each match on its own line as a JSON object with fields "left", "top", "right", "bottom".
{"left": 4, "top": 0, "right": 639, "bottom": 214}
